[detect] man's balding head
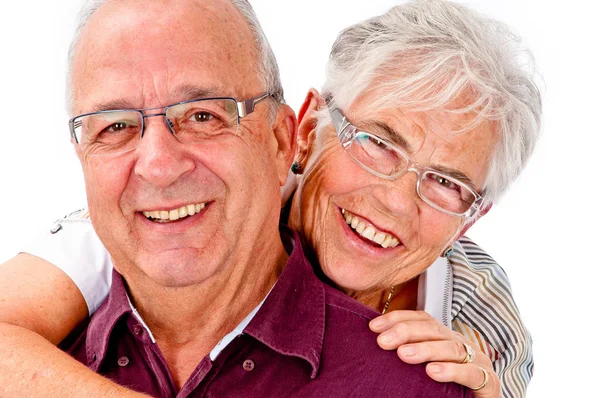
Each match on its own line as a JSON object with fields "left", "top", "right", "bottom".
{"left": 67, "top": 0, "right": 284, "bottom": 116}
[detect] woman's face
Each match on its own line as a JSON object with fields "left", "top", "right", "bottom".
{"left": 291, "top": 91, "right": 497, "bottom": 294}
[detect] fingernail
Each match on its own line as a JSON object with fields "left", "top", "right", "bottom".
{"left": 429, "top": 364, "right": 443, "bottom": 374}
{"left": 399, "top": 346, "right": 417, "bottom": 357}
{"left": 370, "top": 318, "right": 385, "bottom": 329}
{"left": 380, "top": 332, "right": 395, "bottom": 344}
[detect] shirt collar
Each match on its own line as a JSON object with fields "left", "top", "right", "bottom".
{"left": 209, "top": 288, "right": 270, "bottom": 361}
{"left": 84, "top": 227, "right": 325, "bottom": 378}
{"left": 243, "top": 227, "right": 325, "bottom": 379}
{"left": 85, "top": 266, "right": 266, "bottom": 370}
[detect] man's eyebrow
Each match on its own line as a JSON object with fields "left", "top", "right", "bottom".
{"left": 172, "top": 85, "right": 224, "bottom": 102}
{"left": 87, "top": 86, "right": 224, "bottom": 114}
{"left": 431, "top": 164, "right": 478, "bottom": 192}
{"left": 360, "top": 120, "right": 413, "bottom": 152}
{"left": 90, "top": 99, "right": 136, "bottom": 113}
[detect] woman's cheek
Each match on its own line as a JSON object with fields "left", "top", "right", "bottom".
{"left": 418, "top": 210, "right": 462, "bottom": 251}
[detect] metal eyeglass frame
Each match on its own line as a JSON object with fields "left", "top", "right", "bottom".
{"left": 69, "top": 92, "right": 274, "bottom": 144}
{"left": 329, "top": 106, "right": 483, "bottom": 218}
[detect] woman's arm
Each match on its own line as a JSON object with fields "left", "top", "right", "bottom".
{"left": 0, "top": 254, "right": 146, "bottom": 396}
{"left": 0, "top": 324, "right": 148, "bottom": 397}
{"left": 0, "top": 253, "right": 87, "bottom": 344}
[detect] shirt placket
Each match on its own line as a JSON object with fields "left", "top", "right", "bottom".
{"left": 125, "top": 317, "right": 177, "bottom": 397}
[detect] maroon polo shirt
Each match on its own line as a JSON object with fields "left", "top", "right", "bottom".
{"left": 61, "top": 228, "right": 472, "bottom": 397}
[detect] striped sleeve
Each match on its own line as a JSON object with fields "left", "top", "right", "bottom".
{"left": 449, "top": 237, "right": 533, "bottom": 398}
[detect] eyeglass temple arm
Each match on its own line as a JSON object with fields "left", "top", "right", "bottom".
{"left": 237, "top": 93, "right": 276, "bottom": 118}
{"left": 329, "top": 107, "right": 349, "bottom": 137}
{"left": 70, "top": 120, "right": 82, "bottom": 142}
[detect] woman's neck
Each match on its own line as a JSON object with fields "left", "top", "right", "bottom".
{"left": 353, "top": 277, "right": 420, "bottom": 313}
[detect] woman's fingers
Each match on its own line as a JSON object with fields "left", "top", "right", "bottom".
{"left": 369, "top": 310, "right": 432, "bottom": 333}
{"left": 369, "top": 310, "right": 501, "bottom": 397}
{"left": 426, "top": 362, "right": 501, "bottom": 398}
{"left": 375, "top": 318, "right": 456, "bottom": 350}
{"left": 397, "top": 339, "right": 476, "bottom": 365}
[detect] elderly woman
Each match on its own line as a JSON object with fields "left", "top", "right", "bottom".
{"left": 0, "top": 1, "right": 539, "bottom": 397}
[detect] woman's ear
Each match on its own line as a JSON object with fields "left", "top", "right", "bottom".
{"left": 270, "top": 103, "right": 298, "bottom": 187}
{"left": 458, "top": 203, "right": 493, "bottom": 238}
{"left": 294, "top": 88, "right": 326, "bottom": 172}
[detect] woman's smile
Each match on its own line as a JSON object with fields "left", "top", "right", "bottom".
{"left": 341, "top": 208, "right": 401, "bottom": 249}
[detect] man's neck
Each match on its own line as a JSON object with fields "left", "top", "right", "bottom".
{"left": 121, "top": 229, "right": 289, "bottom": 390}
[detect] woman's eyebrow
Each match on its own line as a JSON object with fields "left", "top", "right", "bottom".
{"left": 431, "top": 164, "right": 477, "bottom": 191}
{"left": 360, "top": 119, "right": 478, "bottom": 190}
{"left": 361, "top": 120, "right": 413, "bottom": 152}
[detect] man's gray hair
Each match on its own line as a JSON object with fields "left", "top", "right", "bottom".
{"left": 66, "top": 0, "right": 284, "bottom": 118}
{"left": 320, "top": 0, "right": 542, "bottom": 207}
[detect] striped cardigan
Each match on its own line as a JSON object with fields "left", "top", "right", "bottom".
{"left": 450, "top": 237, "right": 533, "bottom": 398}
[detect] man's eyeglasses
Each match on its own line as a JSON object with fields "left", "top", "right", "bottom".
{"left": 69, "top": 93, "right": 273, "bottom": 156}
{"left": 329, "top": 107, "right": 483, "bottom": 218}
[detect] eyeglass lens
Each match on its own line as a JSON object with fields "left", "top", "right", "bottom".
{"left": 346, "top": 131, "right": 476, "bottom": 215}
{"left": 72, "top": 98, "right": 239, "bottom": 156}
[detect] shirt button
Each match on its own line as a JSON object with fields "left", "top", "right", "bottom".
{"left": 117, "top": 356, "right": 130, "bottom": 367}
{"left": 242, "top": 359, "right": 255, "bottom": 372}
{"left": 133, "top": 324, "right": 143, "bottom": 336}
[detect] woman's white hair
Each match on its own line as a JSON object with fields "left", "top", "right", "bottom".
{"left": 320, "top": 0, "right": 542, "bottom": 207}
{"left": 66, "top": 0, "right": 284, "bottom": 117}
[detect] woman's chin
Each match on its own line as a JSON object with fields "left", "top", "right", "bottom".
{"left": 322, "top": 262, "right": 385, "bottom": 293}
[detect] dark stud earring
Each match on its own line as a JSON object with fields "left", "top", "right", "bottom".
{"left": 442, "top": 247, "right": 454, "bottom": 258}
{"left": 291, "top": 162, "right": 302, "bottom": 174}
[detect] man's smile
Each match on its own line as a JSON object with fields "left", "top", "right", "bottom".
{"left": 142, "top": 202, "right": 208, "bottom": 223}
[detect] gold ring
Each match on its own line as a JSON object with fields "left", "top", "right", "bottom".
{"left": 460, "top": 342, "right": 475, "bottom": 364}
{"left": 472, "top": 367, "right": 489, "bottom": 391}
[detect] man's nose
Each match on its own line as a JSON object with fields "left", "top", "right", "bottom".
{"left": 133, "top": 116, "right": 195, "bottom": 187}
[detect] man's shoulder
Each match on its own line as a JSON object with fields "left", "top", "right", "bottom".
{"left": 319, "top": 284, "right": 470, "bottom": 397}
{"left": 323, "top": 282, "right": 379, "bottom": 323}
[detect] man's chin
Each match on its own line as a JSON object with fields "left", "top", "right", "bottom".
{"left": 121, "top": 250, "right": 223, "bottom": 289}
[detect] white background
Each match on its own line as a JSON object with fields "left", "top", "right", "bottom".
{"left": 0, "top": 0, "right": 598, "bottom": 396}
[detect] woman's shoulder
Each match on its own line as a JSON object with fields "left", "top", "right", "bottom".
{"left": 450, "top": 236, "right": 512, "bottom": 296}
{"left": 448, "top": 237, "right": 531, "bottom": 352}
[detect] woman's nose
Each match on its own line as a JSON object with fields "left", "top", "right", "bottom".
{"left": 373, "top": 170, "right": 421, "bottom": 217}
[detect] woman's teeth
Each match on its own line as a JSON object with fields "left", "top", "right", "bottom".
{"left": 143, "top": 203, "right": 206, "bottom": 223}
{"left": 341, "top": 208, "right": 400, "bottom": 249}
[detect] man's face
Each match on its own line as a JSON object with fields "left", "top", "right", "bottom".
{"left": 71, "top": 0, "right": 291, "bottom": 287}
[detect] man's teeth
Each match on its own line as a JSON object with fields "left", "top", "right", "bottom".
{"left": 342, "top": 209, "right": 400, "bottom": 248}
{"left": 143, "top": 203, "right": 206, "bottom": 222}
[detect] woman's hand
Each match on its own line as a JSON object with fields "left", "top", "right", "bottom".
{"left": 369, "top": 310, "right": 501, "bottom": 398}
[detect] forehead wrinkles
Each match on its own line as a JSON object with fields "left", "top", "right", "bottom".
{"left": 72, "top": 0, "right": 261, "bottom": 110}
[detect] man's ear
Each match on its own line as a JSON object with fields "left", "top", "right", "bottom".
{"left": 271, "top": 103, "right": 298, "bottom": 187}
{"left": 295, "top": 88, "right": 326, "bottom": 171}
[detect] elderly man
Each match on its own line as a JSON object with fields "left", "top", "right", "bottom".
{"left": 0, "top": 0, "right": 472, "bottom": 397}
